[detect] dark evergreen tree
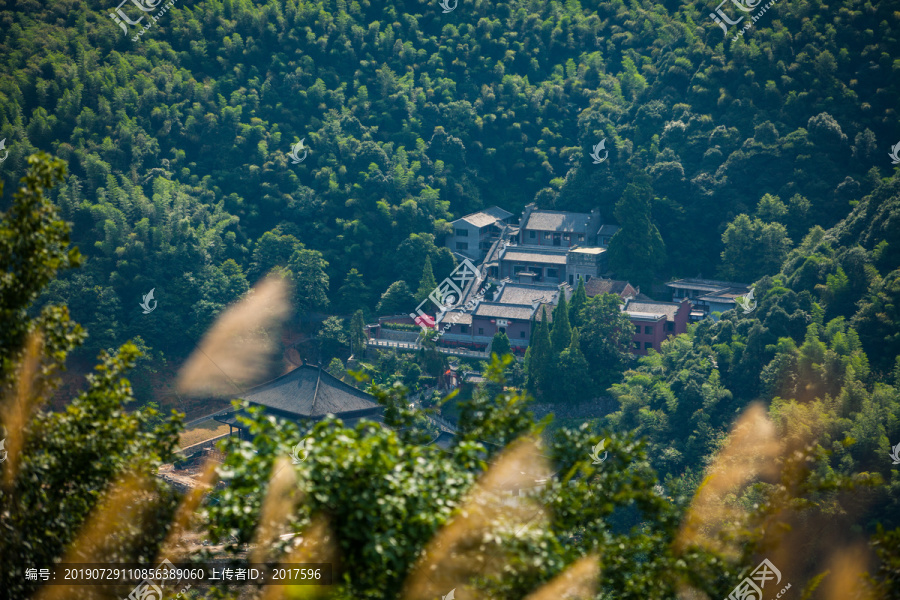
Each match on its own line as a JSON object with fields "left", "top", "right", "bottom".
{"left": 376, "top": 281, "right": 414, "bottom": 316}
{"left": 491, "top": 331, "right": 512, "bottom": 358}
{"left": 579, "top": 293, "right": 634, "bottom": 387}
{"left": 607, "top": 174, "right": 666, "bottom": 291}
{"left": 569, "top": 277, "right": 588, "bottom": 328}
{"left": 349, "top": 309, "right": 367, "bottom": 357}
{"left": 551, "top": 292, "right": 572, "bottom": 354}
{"left": 415, "top": 256, "right": 438, "bottom": 302}
{"left": 338, "top": 268, "right": 370, "bottom": 314}
{"left": 558, "top": 328, "right": 591, "bottom": 403}
{"left": 526, "top": 307, "right": 553, "bottom": 399}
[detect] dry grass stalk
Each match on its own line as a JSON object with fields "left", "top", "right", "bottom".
{"left": 521, "top": 555, "right": 600, "bottom": 600}
{"left": 257, "top": 515, "right": 339, "bottom": 600}
{"left": 675, "top": 403, "right": 781, "bottom": 558}
{"left": 250, "top": 455, "right": 302, "bottom": 564}
{"left": 34, "top": 472, "right": 158, "bottom": 600}
{"left": 821, "top": 544, "right": 876, "bottom": 600}
{"left": 176, "top": 276, "right": 292, "bottom": 397}
{"left": 402, "top": 437, "right": 552, "bottom": 600}
{"left": 1, "top": 331, "right": 43, "bottom": 488}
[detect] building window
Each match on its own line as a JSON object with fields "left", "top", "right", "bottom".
{"left": 644, "top": 342, "right": 653, "bottom": 349}
{"left": 478, "top": 328, "right": 484, "bottom": 335}
{"left": 564, "top": 233, "right": 570, "bottom": 240}
{"left": 545, "top": 232, "right": 552, "bottom": 238}
{"left": 455, "top": 228, "right": 469, "bottom": 237}
{"left": 667, "top": 322, "right": 674, "bottom": 331}
{"left": 456, "top": 242, "right": 468, "bottom": 250}
{"left": 577, "top": 234, "right": 584, "bottom": 241}
{"left": 569, "top": 275, "right": 574, "bottom": 286}
{"left": 633, "top": 342, "right": 640, "bottom": 349}
{"left": 644, "top": 326, "right": 653, "bottom": 334}
{"left": 547, "top": 268, "right": 558, "bottom": 278}
{"left": 529, "top": 231, "right": 536, "bottom": 238}
{"left": 635, "top": 324, "right": 641, "bottom": 333}
{"left": 520, "top": 331, "right": 526, "bottom": 338}
{"left": 460, "top": 325, "right": 468, "bottom": 333}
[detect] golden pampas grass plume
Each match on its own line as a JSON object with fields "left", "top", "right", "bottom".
{"left": 176, "top": 276, "right": 292, "bottom": 397}
{"left": 257, "top": 515, "right": 339, "bottom": 600}
{"left": 675, "top": 403, "right": 782, "bottom": 559}
{"left": 250, "top": 455, "right": 301, "bottom": 564}
{"left": 820, "top": 544, "right": 877, "bottom": 600}
{"left": 402, "top": 436, "right": 552, "bottom": 600}
{"left": 34, "top": 472, "right": 158, "bottom": 600}
{"left": 1, "top": 331, "right": 43, "bottom": 488}
{"left": 522, "top": 555, "right": 601, "bottom": 600}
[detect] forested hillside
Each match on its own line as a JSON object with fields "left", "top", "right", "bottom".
{"left": 2, "top": 0, "right": 900, "bottom": 596}
{"left": 1, "top": 0, "right": 898, "bottom": 368}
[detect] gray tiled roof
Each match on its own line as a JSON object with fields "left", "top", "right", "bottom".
{"left": 474, "top": 302, "right": 535, "bottom": 320}
{"left": 597, "top": 224, "right": 619, "bottom": 236}
{"left": 523, "top": 210, "right": 591, "bottom": 233}
{"left": 501, "top": 249, "right": 569, "bottom": 265}
{"left": 584, "top": 278, "right": 633, "bottom": 297}
{"left": 625, "top": 311, "right": 666, "bottom": 321}
{"left": 696, "top": 287, "right": 749, "bottom": 304}
{"left": 457, "top": 206, "right": 514, "bottom": 228}
{"left": 240, "top": 364, "right": 380, "bottom": 418}
{"left": 666, "top": 278, "right": 749, "bottom": 292}
{"left": 439, "top": 310, "right": 473, "bottom": 325}
{"left": 496, "top": 283, "right": 559, "bottom": 305}
{"left": 624, "top": 300, "right": 684, "bottom": 321}
{"left": 533, "top": 303, "right": 555, "bottom": 322}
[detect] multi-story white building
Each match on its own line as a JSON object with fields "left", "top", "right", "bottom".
{"left": 444, "top": 206, "right": 514, "bottom": 261}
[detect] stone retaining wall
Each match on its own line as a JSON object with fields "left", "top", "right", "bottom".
{"left": 379, "top": 328, "right": 421, "bottom": 342}
{"left": 177, "top": 432, "right": 231, "bottom": 457}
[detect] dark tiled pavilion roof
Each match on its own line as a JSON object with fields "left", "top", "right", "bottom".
{"left": 218, "top": 364, "right": 381, "bottom": 424}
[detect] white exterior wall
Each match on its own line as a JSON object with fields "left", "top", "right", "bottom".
{"left": 446, "top": 221, "right": 483, "bottom": 261}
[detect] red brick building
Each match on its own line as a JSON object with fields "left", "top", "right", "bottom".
{"left": 622, "top": 298, "right": 692, "bottom": 355}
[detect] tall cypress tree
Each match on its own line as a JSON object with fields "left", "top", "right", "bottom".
{"left": 569, "top": 277, "right": 588, "bottom": 328}
{"left": 551, "top": 292, "right": 572, "bottom": 354}
{"left": 527, "top": 306, "right": 552, "bottom": 398}
{"left": 558, "top": 327, "right": 591, "bottom": 403}
{"left": 415, "top": 256, "right": 437, "bottom": 302}
{"left": 349, "top": 309, "right": 367, "bottom": 357}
